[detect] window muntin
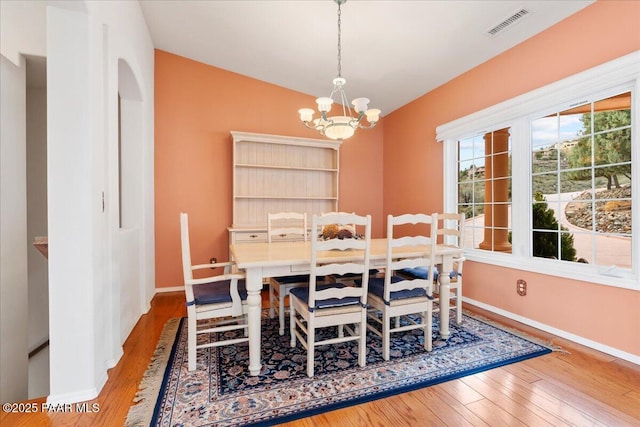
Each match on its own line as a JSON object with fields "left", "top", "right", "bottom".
{"left": 531, "top": 91, "right": 632, "bottom": 269}
{"left": 458, "top": 129, "right": 512, "bottom": 253}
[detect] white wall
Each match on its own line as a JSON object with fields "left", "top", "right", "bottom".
{"left": 46, "top": 0, "right": 155, "bottom": 403}
{"left": 1, "top": 1, "right": 48, "bottom": 403}
{"left": 0, "top": 0, "right": 46, "bottom": 64}
{"left": 0, "top": 54, "right": 29, "bottom": 405}
{"left": 0, "top": 0, "right": 155, "bottom": 404}
{"left": 27, "top": 77, "right": 49, "bottom": 399}
{"left": 47, "top": 5, "right": 98, "bottom": 402}
{"left": 27, "top": 81, "right": 48, "bottom": 356}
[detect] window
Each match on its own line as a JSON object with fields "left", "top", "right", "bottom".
{"left": 458, "top": 129, "right": 512, "bottom": 253}
{"left": 438, "top": 52, "right": 639, "bottom": 289}
{"left": 531, "top": 92, "right": 632, "bottom": 268}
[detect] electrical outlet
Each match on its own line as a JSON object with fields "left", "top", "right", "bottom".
{"left": 517, "top": 279, "right": 527, "bottom": 296}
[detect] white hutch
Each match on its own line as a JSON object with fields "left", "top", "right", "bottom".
{"left": 229, "top": 131, "right": 341, "bottom": 244}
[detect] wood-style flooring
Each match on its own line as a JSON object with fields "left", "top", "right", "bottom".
{"left": 2, "top": 291, "right": 639, "bottom": 427}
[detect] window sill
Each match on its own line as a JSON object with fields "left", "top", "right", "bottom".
{"left": 465, "top": 250, "right": 639, "bottom": 291}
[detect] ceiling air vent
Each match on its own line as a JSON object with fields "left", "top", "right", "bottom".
{"left": 487, "top": 9, "right": 530, "bottom": 36}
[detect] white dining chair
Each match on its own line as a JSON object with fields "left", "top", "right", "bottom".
{"left": 180, "top": 213, "right": 249, "bottom": 371}
{"left": 434, "top": 212, "right": 466, "bottom": 325}
{"left": 365, "top": 213, "right": 437, "bottom": 361}
{"left": 289, "top": 212, "right": 372, "bottom": 377}
{"left": 268, "top": 212, "right": 310, "bottom": 335}
{"left": 322, "top": 212, "right": 380, "bottom": 286}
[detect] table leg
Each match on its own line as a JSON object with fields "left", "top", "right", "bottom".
{"left": 245, "top": 268, "right": 262, "bottom": 375}
{"left": 438, "top": 255, "right": 452, "bottom": 339}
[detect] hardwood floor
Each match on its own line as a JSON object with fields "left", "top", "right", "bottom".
{"left": 2, "top": 291, "right": 639, "bottom": 427}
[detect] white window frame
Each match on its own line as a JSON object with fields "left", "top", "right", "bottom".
{"left": 437, "top": 51, "right": 640, "bottom": 290}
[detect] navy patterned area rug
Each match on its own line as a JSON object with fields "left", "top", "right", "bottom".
{"left": 126, "top": 312, "right": 551, "bottom": 427}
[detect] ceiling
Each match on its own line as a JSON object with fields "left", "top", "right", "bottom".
{"left": 140, "top": 0, "right": 593, "bottom": 115}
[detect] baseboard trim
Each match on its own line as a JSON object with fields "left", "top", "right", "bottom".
{"left": 46, "top": 382, "right": 101, "bottom": 405}
{"left": 154, "top": 285, "right": 184, "bottom": 293}
{"left": 464, "top": 297, "right": 640, "bottom": 365}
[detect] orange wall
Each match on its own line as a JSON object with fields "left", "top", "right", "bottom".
{"left": 383, "top": 0, "right": 640, "bottom": 357}
{"left": 155, "top": 51, "right": 384, "bottom": 288}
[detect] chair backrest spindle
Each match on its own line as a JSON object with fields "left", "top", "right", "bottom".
{"left": 309, "top": 212, "right": 371, "bottom": 310}
{"left": 268, "top": 212, "right": 308, "bottom": 243}
{"left": 385, "top": 213, "right": 437, "bottom": 303}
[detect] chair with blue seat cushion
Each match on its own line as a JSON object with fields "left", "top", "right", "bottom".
{"left": 397, "top": 266, "right": 461, "bottom": 282}
{"left": 322, "top": 219, "right": 380, "bottom": 285}
{"left": 434, "top": 212, "right": 466, "bottom": 325}
{"left": 289, "top": 212, "right": 372, "bottom": 377}
{"left": 397, "top": 266, "right": 438, "bottom": 281}
{"left": 365, "top": 213, "right": 437, "bottom": 361}
{"left": 180, "top": 213, "right": 249, "bottom": 371}
{"left": 267, "top": 212, "right": 311, "bottom": 336}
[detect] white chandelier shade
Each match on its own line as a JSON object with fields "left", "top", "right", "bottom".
{"left": 298, "top": 0, "right": 381, "bottom": 141}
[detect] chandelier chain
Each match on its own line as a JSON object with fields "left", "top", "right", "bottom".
{"left": 297, "top": 0, "right": 380, "bottom": 140}
{"left": 336, "top": 2, "right": 342, "bottom": 78}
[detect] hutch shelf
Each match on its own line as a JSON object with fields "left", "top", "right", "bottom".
{"left": 229, "top": 131, "right": 341, "bottom": 244}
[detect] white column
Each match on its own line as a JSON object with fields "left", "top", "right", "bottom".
{"left": 47, "top": 6, "right": 98, "bottom": 403}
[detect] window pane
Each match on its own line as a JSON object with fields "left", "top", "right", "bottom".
{"left": 565, "top": 136, "right": 593, "bottom": 170}
{"left": 559, "top": 113, "right": 583, "bottom": 141}
{"left": 559, "top": 232, "right": 577, "bottom": 261}
{"left": 473, "top": 180, "right": 485, "bottom": 203}
{"left": 458, "top": 129, "right": 512, "bottom": 254}
{"left": 565, "top": 199, "right": 594, "bottom": 232}
{"left": 493, "top": 138, "right": 512, "bottom": 156}
{"left": 459, "top": 135, "right": 484, "bottom": 161}
{"left": 572, "top": 232, "right": 595, "bottom": 264}
{"left": 458, "top": 182, "right": 474, "bottom": 204}
{"left": 560, "top": 170, "right": 592, "bottom": 193}
{"left": 595, "top": 199, "right": 632, "bottom": 235}
{"left": 595, "top": 235, "right": 632, "bottom": 270}
{"left": 595, "top": 128, "right": 631, "bottom": 167}
{"left": 532, "top": 146, "right": 559, "bottom": 174}
{"left": 458, "top": 160, "right": 475, "bottom": 182}
{"left": 531, "top": 114, "right": 558, "bottom": 151}
{"left": 459, "top": 162, "right": 486, "bottom": 181}
{"left": 593, "top": 94, "right": 631, "bottom": 134}
{"left": 533, "top": 230, "right": 560, "bottom": 259}
{"left": 529, "top": 90, "right": 632, "bottom": 271}
{"left": 533, "top": 200, "right": 560, "bottom": 232}
{"left": 532, "top": 147, "right": 549, "bottom": 173}
{"left": 532, "top": 173, "right": 557, "bottom": 195}
{"left": 493, "top": 156, "right": 511, "bottom": 178}
{"left": 494, "top": 178, "right": 512, "bottom": 202}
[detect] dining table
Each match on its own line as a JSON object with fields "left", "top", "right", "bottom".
{"left": 230, "top": 238, "right": 464, "bottom": 376}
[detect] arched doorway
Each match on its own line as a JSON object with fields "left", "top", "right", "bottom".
{"left": 111, "top": 59, "right": 144, "bottom": 346}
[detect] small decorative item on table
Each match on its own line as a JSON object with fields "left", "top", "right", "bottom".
{"left": 321, "top": 224, "right": 360, "bottom": 240}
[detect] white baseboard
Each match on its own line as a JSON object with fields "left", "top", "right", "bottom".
{"left": 464, "top": 297, "right": 640, "bottom": 365}
{"left": 105, "top": 346, "right": 124, "bottom": 370}
{"left": 154, "top": 285, "right": 184, "bottom": 293}
{"left": 46, "top": 379, "right": 103, "bottom": 405}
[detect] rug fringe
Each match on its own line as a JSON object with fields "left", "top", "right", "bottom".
{"left": 124, "top": 318, "right": 181, "bottom": 427}
{"left": 463, "top": 310, "right": 569, "bottom": 354}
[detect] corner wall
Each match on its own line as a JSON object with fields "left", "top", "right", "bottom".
{"left": 153, "top": 51, "right": 384, "bottom": 288}
{"left": 45, "top": 0, "right": 155, "bottom": 403}
{"left": 383, "top": 0, "right": 640, "bottom": 359}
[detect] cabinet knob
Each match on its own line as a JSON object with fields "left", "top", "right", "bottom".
{"left": 249, "top": 234, "right": 258, "bottom": 238}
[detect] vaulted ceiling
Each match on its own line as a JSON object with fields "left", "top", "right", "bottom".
{"left": 140, "top": 0, "right": 594, "bottom": 114}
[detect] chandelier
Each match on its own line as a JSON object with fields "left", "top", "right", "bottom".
{"left": 298, "top": 0, "right": 381, "bottom": 141}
